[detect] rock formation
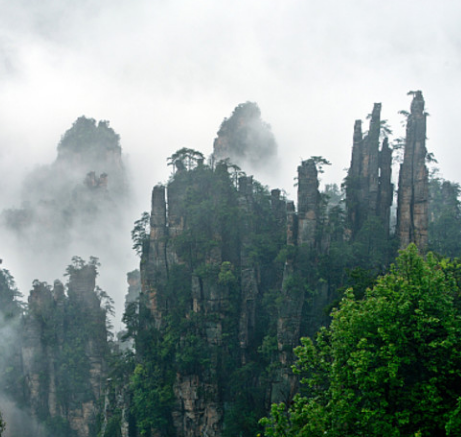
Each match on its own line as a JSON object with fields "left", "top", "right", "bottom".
{"left": 139, "top": 161, "right": 286, "bottom": 436}
{"left": 397, "top": 91, "right": 429, "bottom": 250}
{"left": 143, "top": 168, "right": 227, "bottom": 436}
{"left": 346, "top": 103, "right": 393, "bottom": 240}
{"left": 21, "top": 260, "right": 110, "bottom": 437}
{"left": 297, "top": 159, "right": 320, "bottom": 247}
{"left": 273, "top": 159, "right": 323, "bottom": 403}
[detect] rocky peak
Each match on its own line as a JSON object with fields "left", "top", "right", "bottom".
{"left": 213, "top": 101, "right": 277, "bottom": 169}
{"left": 297, "top": 159, "right": 319, "bottom": 247}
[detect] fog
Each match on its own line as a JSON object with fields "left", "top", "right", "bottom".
{"left": 1, "top": 0, "right": 461, "bottom": 324}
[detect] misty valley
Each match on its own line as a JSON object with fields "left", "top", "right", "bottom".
{"left": 1, "top": 94, "right": 461, "bottom": 437}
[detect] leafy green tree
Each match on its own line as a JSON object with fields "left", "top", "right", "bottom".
{"left": 131, "top": 211, "right": 150, "bottom": 257}
{"left": 167, "top": 147, "right": 205, "bottom": 172}
{"left": 0, "top": 268, "right": 23, "bottom": 319}
{"left": 57, "top": 116, "right": 121, "bottom": 157}
{"left": 261, "top": 245, "right": 461, "bottom": 437}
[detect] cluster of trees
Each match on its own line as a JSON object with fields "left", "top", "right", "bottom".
{"left": 261, "top": 245, "right": 461, "bottom": 436}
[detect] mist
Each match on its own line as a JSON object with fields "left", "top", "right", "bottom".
{"left": 0, "top": 117, "right": 138, "bottom": 325}
{"left": 1, "top": 0, "right": 461, "bottom": 326}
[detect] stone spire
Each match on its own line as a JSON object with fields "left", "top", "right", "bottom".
{"left": 346, "top": 103, "right": 393, "bottom": 240}
{"left": 396, "top": 91, "right": 428, "bottom": 250}
{"left": 273, "top": 159, "right": 321, "bottom": 403}
{"left": 297, "top": 159, "right": 320, "bottom": 246}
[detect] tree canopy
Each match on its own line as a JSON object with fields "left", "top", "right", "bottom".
{"left": 261, "top": 244, "right": 461, "bottom": 437}
{"left": 57, "top": 116, "right": 121, "bottom": 156}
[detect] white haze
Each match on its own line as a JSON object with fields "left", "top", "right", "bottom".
{"left": 1, "top": 0, "right": 461, "bottom": 325}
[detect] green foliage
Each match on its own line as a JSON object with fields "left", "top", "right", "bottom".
{"left": 65, "top": 255, "right": 100, "bottom": 277}
{"left": 0, "top": 269, "right": 24, "bottom": 404}
{"left": 309, "top": 156, "right": 331, "bottom": 174}
{"left": 45, "top": 416, "right": 78, "bottom": 437}
{"left": 223, "top": 363, "right": 267, "bottom": 437}
{"left": 130, "top": 360, "right": 175, "bottom": 435}
{"left": 0, "top": 268, "right": 23, "bottom": 318}
{"left": 0, "top": 410, "right": 4, "bottom": 437}
{"left": 428, "top": 176, "right": 461, "bottom": 258}
{"left": 23, "top": 258, "right": 113, "bottom": 434}
{"left": 131, "top": 211, "right": 150, "bottom": 257}
{"left": 167, "top": 147, "right": 205, "bottom": 172}
{"left": 101, "top": 413, "right": 123, "bottom": 437}
{"left": 218, "top": 261, "right": 237, "bottom": 285}
{"left": 351, "top": 216, "right": 394, "bottom": 268}
{"left": 58, "top": 116, "right": 121, "bottom": 156}
{"left": 261, "top": 245, "right": 461, "bottom": 436}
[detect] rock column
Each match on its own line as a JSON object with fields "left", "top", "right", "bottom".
{"left": 397, "top": 91, "right": 428, "bottom": 250}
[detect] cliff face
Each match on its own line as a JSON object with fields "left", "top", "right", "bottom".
{"left": 397, "top": 91, "right": 429, "bottom": 250}
{"left": 21, "top": 260, "right": 110, "bottom": 437}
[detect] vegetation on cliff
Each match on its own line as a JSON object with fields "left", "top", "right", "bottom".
{"left": 123, "top": 158, "right": 287, "bottom": 436}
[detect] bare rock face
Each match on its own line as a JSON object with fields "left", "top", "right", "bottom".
{"left": 397, "top": 91, "right": 429, "bottom": 250}
{"left": 346, "top": 103, "right": 393, "bottom": 240}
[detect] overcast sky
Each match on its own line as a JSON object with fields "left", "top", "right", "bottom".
{"left": 1, "top": 0, "right": 461, "bottom": 320}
